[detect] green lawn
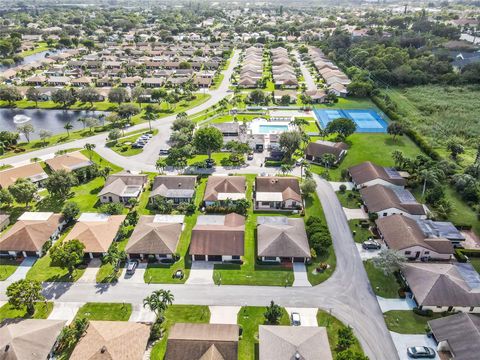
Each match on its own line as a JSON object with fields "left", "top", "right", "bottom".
{"left": 150, "top": 305, "right": 210, "bottom": 360}
{"left": 337, "top": 190, "right": 362, "bottom": 209}
{"left": 25, "top": 252, "right": 86, "bottom": 282}
{"left": 314, "top": 97, "right": 378, "bottom": 110}
{"left": 383, "top": 310, "right": 445, "bottom": 334}
{"left": 96, "top": 237, "right": 130, "bottom": 283}
{"left": 74, "top": 302, "right": 132, "bottom": 321}
{"left": 106, "top": 130, "right": 158, "bottom": 157}
{"left": 145, "top": 177, "right": 208, "bottom": 284}
{"left": 238, "top": 306, "right": 290, "bottom": 360}
{"left": 19, "top": 42, "right": 50, "bottom": 57}
{"left": 470, "top": 258, "right": 480, "bottom": 274}
{"left": 363, "top": 260, "right": 401, "bottom": 298}
{"left": 0, "top": 259, "right": 20, "bottom": 281}
{"left": 349, "top": 220, "right": 373, "bottom": 243}
{"left": 310, "top": 133, "right": 423, "bottom": 181}
{"left": 317, "top": 309, "right": 365, "bottom": 356}
{"left": 0, "top": 301, "right": 54, "bottom": 321}
{"left": 187, "top": 152, "right": 231, "bottom": 166}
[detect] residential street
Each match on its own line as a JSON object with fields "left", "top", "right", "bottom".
{"left": 294, "top": 50, "right": 317, "bottom": 92}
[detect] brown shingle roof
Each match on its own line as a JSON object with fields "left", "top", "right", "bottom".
{"left": 203, "top": 176, "right": 246, "bottom": 202}
{"left": 257, "top": 217, "right": 310, "bottom": 258}
{"left": 255, "top": 177, "right": 302, "bottom": 203}
{"left": 126, "top": 216, "right": 182, "bottom": 255}
{"left": 376, "top": 215, "right": 453, "bottom": 254}
{"left": 0, "top": 163, "right": 48, "bottom": 189}
{"left": 348, "top": 161, "right": 406, "bottom": 187}
{"left": 65, "top": 214, "right": 126, "bottom": 253}
{"left": 0, "top": 213, "right": 63, "bottom": 252}
{"left": 306, "top": 141, "right": 348, "bottom": 161}
{"left": 0, "top": 319, "right": 66, "bottom": 360}
{"left": 45, "top": 151, "right": 93, "bottom": 172}
{"left": 165, "top": 323, "right": 239, "bottom": 360}
{"left": 70, "top": 321, "right": 150, "bottom": 360}
{"left": 150, "top": 175, "right": 196, "bottom": 199}
{"left": 360, "top": 185, "right": 425, "bottom": 216}
{"left": 99, "top": 173, "right": 148, "bottom": 197}
{"left": 189, "top": 214, "right": 245, "bottom": 256}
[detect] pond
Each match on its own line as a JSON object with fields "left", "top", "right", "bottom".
{"left": 0, "top": 50, "right": 60, "bottom": 71}
{"left": 0, "top": 108, "right": 108, "bottom": 140}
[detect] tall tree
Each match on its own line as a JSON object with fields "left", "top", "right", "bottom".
{"left": 193, "top": 126, "right": 223, "bottom": 161}
{"left": 50, "top": 239, "right": 85, "bottom": 277}
{"left": 38, "top": 129, "right": 52, "bottom": 146}
{"left": 44, "top": 170, "right": 78, "bottom": 199}
{"left": 371, "top": 249, "right": 406, "bottom": 276}
{"left": 6, "top": 279, "right": 44, "bottom": 315}
{"left": 143, "top": 289, "right": 174, "bottom": 320}
{"left": 279, "top": 130, "right": 302, "bottom": 161}
{"left": 26, "top": 87, "right": 41, "bottom": 106}
{"left": 108, "top": 87, "right": 128, "bottom": 105}
{"left": 9, "top": 178, "right": 37, "bottom": 208}
{"left": 264, "top": 300, "right": 282, "bottom": 325}
{"left": 326, "top": 118, "right": 356, "bottom": 140}
{"left": 64, "top": 122, "right": 73, "bottom": 137}
{"left": 16, "top": 123, "right": 34, "bottom": 143}
{"left": 0, "top": 85, "right": 22, "bottom": 105}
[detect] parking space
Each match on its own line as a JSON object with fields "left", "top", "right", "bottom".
{"left": 377, "top": 296, "right": 416, "bottom": 313}
{"left": 292, "top": 262, "right": 311, "bottom": 287}
{"left": 209, "top": 306, "right": 241, "bottom": 324}
{"left": 285, "top": 307, "right": 318, "bottom": 327}
{"left": 48, "top": 302, "right": 84, "bottom": 325}
{"left": 355, "top": 243, "right": 384, "bottom": 260}
{"left": 390, "top": 331, "right": 440, "bottom": 360}
{"left": 343, "top": 207, "right": 368, "bottom": 220}
{"left": 118, "top": 262, "right": 146, "bottom": 283}
{"left": 186, "top": 262, "right": 214, "bottom": 285}
{"left": 7, "top": 257, "right": 37, "bottom": 282}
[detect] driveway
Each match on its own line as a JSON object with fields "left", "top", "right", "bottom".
{"left": 77, "top": 258, "right": 101, "bottom": 283}
{"left": 6, "top": 257, "right": 37, "bottom": 282}
{"left": 129, "top": 303, "right": 156, "bottom": 323}
{"left": 343, "top": 207, "right": 368, "bottom": 220}
{"left": 355, "top": 243, "right": 383, "bottom": 261}
{"left": 119, "top": 262, "right": 146, "bottom": 283}
{"left": 377, "top": 296, "right": 416, "bottom": 313}
{"left": 292, "top": 263, "right": 311, "bottom": 287}
{"left": 329, "top": 182, "right": 354, "bottom": 192}
{"left": 390, "top": 331, "right": 440, "bottom": 360}
{"left": 186, "top": 262, "right": 214, "bottom": 285}
{"left": 209, "top": 306, "right": 241, "bottom": 324}
{"left": 285, "top": 307, "right": 318, "bottom": 327}
{"left": 48, "top": 301, "right": 84, "bottom": 325}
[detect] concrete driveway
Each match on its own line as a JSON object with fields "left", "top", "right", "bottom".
{"left": 77, "top": 258, "right": 101, "bottom": 283}
{"left": 377, "top": 296, "right": 416, "bottom": 313}
{"left": 119, "top": 262, "right": 146, "bottom": 283}
{"left": 329, "top": 182, "right": 354, "bottom": 192}
{"left": 129, "top": 303, "right": 156, "bottom": 323}
{"left": 390, "top": 331, "right": 439, "bottom": 360}
{"left": 7, "top": 257, "right": 37, "bottom": 282}
{"left": 48, "top": 301, "right": 84, "bottom": 325}
{"left": 292, "top": 263, "right": 311, "bottom": 287}
{"left": 343, "top": 207, "right": 368, "bottom": 220}
{"left": 355, "top": 243, "right": 383, "bottom": 260}
{"left": 186, "top": 262, "right": 214, "bottom": 285}
{"left": 285, "top": 307, "right": 318, "bottom": 327}
{"left": 209, "top": 306, "right": 241, "bottom": 324}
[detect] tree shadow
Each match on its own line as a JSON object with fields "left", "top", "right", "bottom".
{"left": 36, "top": 196, "right": 65, "bottom": 213}
{"left": 384, "top": 137, "right": 406, "bottom": 147}
{"left": 43, "top": 280, "right": 75, "bottom": 300}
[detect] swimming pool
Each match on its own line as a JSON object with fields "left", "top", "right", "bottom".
{"left": 258, "top": 124, "right": 289, "bottom": 134}
{"left": 313, "top": 108, "right": 388, "bottom": 133}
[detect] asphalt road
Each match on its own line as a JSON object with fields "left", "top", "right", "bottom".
{"left": 294, "top": 50, "right": 317, "bottom": 92}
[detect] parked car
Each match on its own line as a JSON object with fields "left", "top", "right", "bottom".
{"left": 205, "top": 159, "right": 215, "bottom": 168}
{"left": 407, "top": 346, "right": 436, "bottom": 358}
{"left": 290, "top": 312, "right": 301, "bottom": 326}
{"left": 159, "top": 149, "right": 170, "bottom": 155}
{"left": 126, "top": 260, "right": 138, "bottom": 275}
{"left": 362, "top": 239, "right": 381, "bottom": 250}
{"left": 247, "top": 152, "right": 254, "bottom": 160}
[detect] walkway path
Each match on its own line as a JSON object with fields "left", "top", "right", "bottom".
{"left": 6, "top": 257, "right": 36, "bottom": 282}
{"left": 48, "top": 301, "right": 84, "bottom": 325}
{"left": 292, "top": 262, "right": 311, "bottom": 287}
{"left": 209, "top": 306, "right": 240, "bottom": 324}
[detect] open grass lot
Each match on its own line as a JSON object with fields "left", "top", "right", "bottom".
{"left": 317, "top": 309, "right": 365, "bottom": 356}
{"left": 349, "top": 220, "right": 373, "bottom": 243}
{"left": 386, "top": 85, "right": 480, "bottom": 166}
{"left": 74, "top": 302, "right": 132, "bottom": 321}
{"left": 337, "top": 190, "right": 361, "bottom": 209}
{"left": 144, "top": 177, "right": 208, "bottom": 284}
{"left": 237, "top": 306, "right": 290, "bottom": 360}
{"left": 0, "top": 259, "right": 20, "bottom": 280}
{"left": 383, "top": 310, "right": 445, "bottom": 334}
{"left": 363, "top": 260, "right": 401, "bottom": 298}
{"left": 150, "top": 305, "right": 210, "bottom": 360}
{"left": 310, "top": 133, "right": 423, "bottom": 181}
{"left": 0, "top": 301, "right": 53, "bottom": 321}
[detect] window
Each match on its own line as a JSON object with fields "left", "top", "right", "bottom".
{"left": 383, "top": 213, "right": 388, "bottom": 217}
{"left": 405, "top": 251, "right": 411, "bottom": 255}
{"left": 264, "top": 256, "right": 277, "bottom": 261}
{"left": 232, "top": 255, "right": 240, "bottom": 260}
{"left": 424, "top": 251, "right": 430, "bottom": 255}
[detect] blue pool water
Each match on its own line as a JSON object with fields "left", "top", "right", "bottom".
{"left": 258, "top": 124, "right": 289, "bottom": 134}
{"left": 313, "top": 108, "right": 388, "bottom": 133}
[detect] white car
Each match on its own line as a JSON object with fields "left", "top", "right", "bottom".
{"left": 291, "top": 312, "right": 301, "bottom": 326}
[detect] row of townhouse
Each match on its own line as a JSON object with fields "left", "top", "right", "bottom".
{"left": 308, "top": 46, "right": 350, "bottom": 97}
{"left": 238, "top": 45, "right": 264, "bottom": 88}
{"left": 270, "top": 47, "right": 298, "bottom": 89}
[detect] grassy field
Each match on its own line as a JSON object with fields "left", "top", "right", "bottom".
{"left": 349, "top": 220, "right": 373, "bottom": 243}
{"left": 0, "top": 301, "right": 53, "bottom": 321}
{"left": 383, "top": 310, "right": 445, "bottom": 334}
{"left": 363, "top": 260, "right": 401, "bottom": 298}
{"left": 187, "top": 152, "right": 231, "bottom": 166}
{"left": 0, "top": 259, "right": 20, "bottom": 280}
{"left": 386, "top": 85, "right": 480, "bottom": 165}
{"left": 337, "top": 190, "right": 362, "bottom": 209}
{"left": 74, "top": 302, "right": 132, "bottom": 321}
{"left": 317, "top": 309, "right": 365, "bottom": 356}
{"left": 150, "top": 305, "right": 210, "bottom": 360}
{"left": 238, "top": 306, "right": 290, "bottom": 360}
{"left": 310, "top": 133, "right": 423, "bottom": 181}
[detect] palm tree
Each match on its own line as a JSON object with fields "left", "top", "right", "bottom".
{"left": 391, "top": 150, "right": 405, "bottom": 169}
{"left": 77, "top": 117, "right": 87, "bottom": 129}
{"left": 145, "top": 112, "right": 155, "bottom": 132}
{"left": 418, "top": 168, "right": 439, "bottom": 196}
{"left": 156, "top": 158, "right": 167, "bottom": 173}
{"left": 143, "top": 289, "right": 174, "bottom": 319}
{"left": 84, "top": 143, "right": 96, "bottom": 159}
{"left": 321, "top": 153, "right": 337, "bottom": 169}
{"left": 280, "top": 163, "right": 293, "bottom": 176}
{"left": 64, "top": 122, "right": 73, "bottom": 137}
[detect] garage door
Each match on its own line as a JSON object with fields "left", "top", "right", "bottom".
{"left": 293, "top": 257, "right": 305, "bottom": 263}
{"left": 194, "top": 255, "right": 206, "bottom": 261}
{"left": 208, "top": 255, "right": 222, "bottom": 262}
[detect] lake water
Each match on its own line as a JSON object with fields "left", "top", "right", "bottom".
{"left": 0, "top": 50, "right": 60, "bottom": 71}
{"left": 0, "top": 108, "right": 108, "bottom": 140}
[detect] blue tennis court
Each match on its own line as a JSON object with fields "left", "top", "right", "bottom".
{"left": 313, "top": 108, "right": 388, "bottom": 133}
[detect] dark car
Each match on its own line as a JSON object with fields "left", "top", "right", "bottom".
{"left": 126, "top": 260, "right": 138, "bottom": 275}
{"left": 205, "top": 159, "right": 215, "bottom": 168}
{"left": 407, "top": 346, "right": 436, "bottom": 358}
{"left": 159, "top": 149, "right": 170, "bottom": 155}
{"left": 362, "top": 239, "right": 381, "bottom": 250}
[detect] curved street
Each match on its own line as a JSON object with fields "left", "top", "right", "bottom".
{"left": 0, "top": 49, "right": 398, "bottom": 359}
